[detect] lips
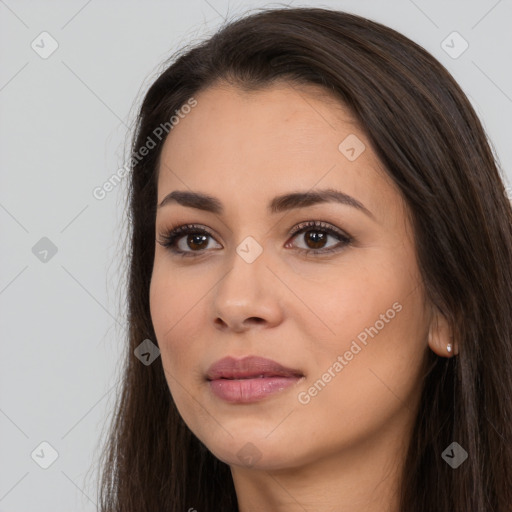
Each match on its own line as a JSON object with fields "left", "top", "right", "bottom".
{"left": 206, "top": 355, "right": 304, "bottom": 403}
{"left": 206, "top": 355, "right": 303, "bottom": 381}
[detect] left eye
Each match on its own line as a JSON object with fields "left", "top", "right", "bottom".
{"left": 157, "top": 221, "right": 353, "bottom": 257}
{"left": 288, "top": 227, "right": 344, "bottom": 251}
{"left": 285, "top": 220, "right": 352, "bottom": 255}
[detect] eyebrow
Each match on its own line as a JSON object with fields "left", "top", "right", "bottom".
{"left": 157, "top": 188, "right": 374, "bottom": 219}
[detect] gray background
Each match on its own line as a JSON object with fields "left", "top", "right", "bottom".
{"left": 0, "top": 0, "right": 510, "bottom": 510}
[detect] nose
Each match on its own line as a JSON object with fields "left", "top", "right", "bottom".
{"left": 211, "top": 246, "right": 284, "bottom": 333}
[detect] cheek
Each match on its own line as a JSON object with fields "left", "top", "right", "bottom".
{"left": 303, "top": 280, "right": 427, "bottom": 415}
{"left": 284, "top": 258, "right": 397, "bottom": 358}
{"left": 293, "top": 255, "right": 427, "bottom": 400}
{"left": 149, "top": 267, "right": 184, "bottom": 369}
{"left": 291, "top": 297, "right": 426, "bottom": 458}
{"left": 149, "top": 264, "right": 209, "bottom": 374}
{"left": 150, "top": 258, "right": 200, "bottom": 335}
{"left": 149, "top": 269, "right": 208, "bottom": 423}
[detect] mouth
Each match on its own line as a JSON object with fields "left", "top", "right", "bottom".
{"left": 206, "top": 355, "right": 304, "bottom": 403}
{"left": 206, "top": 355, "right": 304, "bottom": 381}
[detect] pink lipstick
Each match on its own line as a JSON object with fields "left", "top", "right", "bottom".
{"left": 206, "top": 355, "right": 304, "bottom": 403}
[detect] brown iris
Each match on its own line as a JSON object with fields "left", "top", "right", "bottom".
{"left": 187, "top": 234, "right": 209, "bottom": 251}
{"left": 303, "top": 230, "right": 327, "bottom": 249}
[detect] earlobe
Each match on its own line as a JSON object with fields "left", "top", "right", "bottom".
{"left": 427, "top": 304, "right": 457, "bottom": 357}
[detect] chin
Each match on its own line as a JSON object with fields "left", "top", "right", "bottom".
{"left": 195, "top": 427, "right": 307, "bottom": 471}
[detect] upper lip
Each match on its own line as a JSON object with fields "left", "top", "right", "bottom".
{"left": 206, "top": 355, "right": 304, "bottom": 380}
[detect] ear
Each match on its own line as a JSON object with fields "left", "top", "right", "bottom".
{"left": 427, "top": 304, "right": 457, "bottom": 357}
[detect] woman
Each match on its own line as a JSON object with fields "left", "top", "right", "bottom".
{"left": 98, "top": 7, "right": 512, "bottom": 511}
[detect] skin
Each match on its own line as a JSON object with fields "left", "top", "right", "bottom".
{"left": 149, "top": 81, "right": 455, "bottom": 512}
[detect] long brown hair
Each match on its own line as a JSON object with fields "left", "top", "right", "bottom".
{"left": 97, "top": 7, "right": 512, "bottom": 511}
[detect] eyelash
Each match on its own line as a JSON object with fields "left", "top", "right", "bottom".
{"left": 157, "top": 220, "right": 353, "bottom": 259}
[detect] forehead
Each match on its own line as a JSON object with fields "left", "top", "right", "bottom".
{"left": 156, "top": 82, "right": 404, "bottom": 226}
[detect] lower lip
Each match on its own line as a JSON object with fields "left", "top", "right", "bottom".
{"left": 208, "top": 376, "right": 302, "bottom": 403}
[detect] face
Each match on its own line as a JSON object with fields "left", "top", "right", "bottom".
{"left": 149, "top": 81, "right": 434, "bottom": 471}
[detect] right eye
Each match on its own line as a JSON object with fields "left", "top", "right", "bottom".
{"left": 156, "top": 224, "right": 222, "bottom": 257}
